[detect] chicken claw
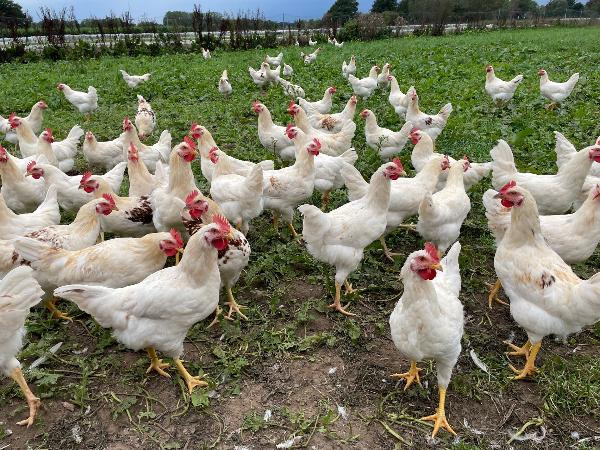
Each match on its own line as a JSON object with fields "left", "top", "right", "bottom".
{"left": 174, "top": 359, "right": 208, "bottom": 393}
{"left": 509, "top": 341, "right": 541, "bottom": 380}
{"left": 225, "top": 287, "right": 248, "bottom": 320}
{"left": 488, "top": 279, "right": 508, "bottom": 308}
{"left": 380, "top": 236, "right": 400, "bottom": 262}
{"left": 391, "top": 361, "right": 423, "bottom": 390}
{"left": 44, "top": 297, "right": 73, "bottom": 322}
{"left": 10, "top": 368, "right": 40, "bottom": 427}
{"left": 505, "top": 340, "right": 531, "bottom": 358}
{"left": 146, "top": 348, "right": 171, "bottom": 378}
{"left": 420, "top": 387, "right": 456, "bottom": 438}
{"left": 344, "top": 280, "right": 358, "bottom": 295}
{"left": 329, "top": 282, "right": 356, "bottom": 316}
{"left": 207, "top": 304, "right": 223, "bottom": 329}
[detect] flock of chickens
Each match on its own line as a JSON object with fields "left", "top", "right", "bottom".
{"left": 0, "top": 41, "right": 595, "bottom": 440}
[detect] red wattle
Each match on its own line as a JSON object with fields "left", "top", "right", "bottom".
{"left": 212, "top": 238, "right": 228, "bottom": 251}
{"left": 501, "top": 198, "right": 514, "bottom": 208}
{"left": 418, "top": 268, "right": 437, "bottom": 280}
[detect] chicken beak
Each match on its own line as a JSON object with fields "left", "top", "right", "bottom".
{"left": 226, "top": 230, "right": 235, "bottom": 240}
{"left": 431, "top": 263, "right": 443, "bottom": 271}
{"left": 400, "top": 170, "right": 407, "bottom": 177}
{"left": 493, "top": 193, "right": 502, "bottom": 199}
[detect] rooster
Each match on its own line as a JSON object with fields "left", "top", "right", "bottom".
{"left": 135, "top": 95, "right": 156, "bottom": 140}
{"left": 299, "top": 160, "right": 405, "bottom": 315}
{"left": 406, "top": 87, "right": 452, "bottom": 142}
{"left": 119, "top": 70, "right": 151, "bottom": 88}
{"left": 539, "top": 69, "right": 579, "bottom": 109}
{"left": 0, "top": 185, "right": 60, "bottom": 239}
{"left": 0, "top": 101, "right": 47, "bottom": 145}
{"left": 82, "top": 131, "right": 126, "bottom": 172}
{"left": 361, "top": 109, "right": 412, "bottom": 160}
{"left": 484, "top": 65, "right": 523, "bottom": 105}
{"left": 298, "top": 87, "right": 336, "bottom": 115}
{"left": 218, "top": 70, "right": 233, "bottom": 97}
{"left": 388, "top": 75, "right": 408, "bottom": 118}
{"left": 348, "top": 66, "right": 379, "bottom": 100}
{"left": 121, "top": 117, "right": 171, "bottom": 172}
{"left": 57, "top": 83, "right": 98, "bottom": 115}
{"left": 54, "top": 216, "right": 234, "bottom": 393}
{"left": 342, "top": 55, "right": 356, "bottom": 79}
{"left": 252, "top": 101, "right": 296, "bottom": 161}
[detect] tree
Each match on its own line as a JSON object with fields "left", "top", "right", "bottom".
{"left": 323, "top": 0, "right": 359, "bottom": 25}
{"left": 371, "top": 0, "right": 398, "bottom": 13}
{"left": 163, "top": 11, "right": 193, "bottom": 27}
{"left": 586, "top": 0, "right": 600, "bottom": 14}
{"left": 0, "top": 0, "right": 26, "bottom": 19}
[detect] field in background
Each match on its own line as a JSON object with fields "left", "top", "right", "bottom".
{"left": 1, "top": 26, "right": 600, "bottom": 449}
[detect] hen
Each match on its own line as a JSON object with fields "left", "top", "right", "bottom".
{"left": 127, "top": 143, "right": 167, "bottom": 197}
{"left": 297, "top": 87, "right": 336, "bottom": 115}
{"left": 0, "top": 147, "right": 47, "bottom": 213}
{"left": 283, "top": 63, "right": 294, "bottom": 77}
{"left": 0, "top": 185, "right": 59, "bottom": 239}
{"left": 35, "top": 128, "right": 74, "bottom": 173}
{"left": 0, "top": 266, "right": 45, "bottom": 427}
{"left": 249, "top": 64, "right": 269, "bottom": 88}
{"left": 0, "top": 101, "right": 47, "bottom": 145}
{"left": 83, "top": 131, "right": 126, "bottom": 171}
{"left": 135, "top": 95, "right": 156, "bottom": 140}
{"left": 298, "top": 160, "right": 404, "bottom": 315}
{"left": 120, "top": 70, "right": 151, "bottom": 88}
{"left": 54, "top": 216, "right": 234, "bottom": 393}
{"left": 406, "top": 87, "right": 452, "bottom": 142}
{"left": 264, "top": 52, "right": 283, "bottom": 66}
{"left": 493, "top": 182, "right": 600, "bottom": 380}
{"left": 347, "top": 65, "right": 379, "bottom": 100}
{"left": 490, "top": 139, "right": 600, "bottom": 214}
{"left": 218, "top": 70, "right": 233, "bottom": 97}
{"left": 388, "top": 75, "right": 408, "bottom": 118}
{"left": 390, "top": 242, "right": 463, "bottom": 438}
{"left": 302, "top": 48, "right": 320, "bottom": 65}
{"left": 252, "top": 101, "right": 295, "bottom": 160}
{"left": 202, "top": 48, "right": 211, "bottom": 59}
{"left": 484, "top": 65, "right": 523, "bottom": 105}
{"left": 121, "top": 117, "right": 171, "bottom": 172}
{"left": 539, "top": 69, "right": 579, "bottom": 109}
{"left": 341, "top": 55, "right": 356, "bottom": 79}
{"left": 361, "top": 109, "right": 412, "bottom": 160}
{"left": 279, "top": 78, "right": 305, "bottom": 98}
{"left": 417, "top": 158, "right": 471, "bottom": 252}
{"left": 57, "top": 83, "right": 98, "bottom": 115}
{"left": 305, "top": 95, "right": 357, "bottom": 134}
{"left": 377, "top": 63, "right": 391, "bottom": 89}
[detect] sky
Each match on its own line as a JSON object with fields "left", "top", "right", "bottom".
{"left": 15, "top": 0, "right": 375, "bottom": 22}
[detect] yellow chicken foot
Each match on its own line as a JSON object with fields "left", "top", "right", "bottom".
{"left": 225, "top": 287, "right": 248, "bottom": 320}
{"left": 10, "top": 367, "right": 40, "bottom": 427}
{"left": 488, "top": 279, "right": 508, "bottom": 308}
{"left": 421, "top": 387, "right": 456, "bottom": 438}
{"left": 174, "top": 358, "right": 207, "bottom": 393}
{"left": 380, "top": 236, "right": 400, "bottom": 262}
{"left": 344, "top": 280, "right": 358, "bottom": 295}
{"left": 505, "top": 340, "right": 531, "bottom": 358}
{"left": 391, "top": 360, "right": 423, "bottom": 391}
{"left": 321, "top": 191, "right": 330, "bottom": 211}
{"left": 100, "top": 231, "right": 105, "bottom": 242}
{"left": 146, "top": 347, "right": 171, "bottom": 378}
{"left": 545, "top": 102, "right": 558, "bottom": 110}
{"left": 329, "top": 282, "right": 356, "bottom": 316}
{"left": 288, "top": 222, "right": 301, "bottom": 241}
{"left": 44, "top": 297, "right": 73, "bottom": 322}
{"left": 510, "top": 341, "right": 542, "bottom": 380}
{"left": 207, "top": 304, "right": 223, "bottom": 328}
{"left": 397, "top": 223, "right": 417, "bottom": 231}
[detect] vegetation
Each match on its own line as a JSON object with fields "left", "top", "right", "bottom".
{"left": 1, "top": 26, "right": 600, "bottom": 448}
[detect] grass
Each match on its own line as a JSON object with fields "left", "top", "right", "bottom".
{"left": 1, "top": 26, "right": 600, "bottom": 448}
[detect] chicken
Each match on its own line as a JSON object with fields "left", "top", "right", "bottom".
{"left": 342, "top": 55, "right": 356, "bottom": 79}
{"left": 261, "top": 62, "right": 280, "bottom": 84}
{"left": 334, "top": 40, "right": 344, "bottom": 48}
{"left": 388, "top": 75, "right": 408, "bottom": 118}
{"left": 121, "top": 117, "right": 171, "bottom": 172}
{"left": 279, "top": 78, "right": 305, "bottom": 98}
{"left": 406, "top": 87, "right": 452, "bottom": 142}
{"left": 252, "top": 101, "right": 296, "bottom": 160}
{"left": 417, "top": 159, "right": 471, "bottom": 253}
{"left": 377, "top": 63, "right": 391, "bottom": 89}
{"left": 484, "top": 65, "right": 523, "bottom": 105}
{"left": 249, "top": 64, "right": 269, "bottom": 88}
{"left": 288, "top": 101, "right": 355, "bottom": 156}
{"left": 57, "top": 83, "right": 98, "bottom": 115}
{"left": 35, "top": 128, "right": 75, "bottom": 172}
{"left": 302, "top": 47, "right": 320, "bottom": 64}
{"left": 189, "top": 123, "right": 274, "bottom": 184}
{"left": 410, "top": 128, "right": 491, "bottom": 191}
{"left": 493, "top": 182, "right": 600, "bottom": 380}
{"left": 0, "top": 185, "right": 60, "bottom": 239}
{"left": 83, "top": 131, "right": 125, "bottom": 171}
{"left": 484, "top": 184, "right": 600, "bottom": 265}
{"left": 27, "top": 162, "right": 126, "bottom": 212}
{"left": 181, "top": 193, "right": 250, "bottom": 322}
{"left": 202, "top": 47, "right": 211, "bottom": 59}
{"left": 390, "top": 242, "right": 463, "bottom": 438}
{"left": 127, "top": 143, "right": 167, "bottom": 197}
{"left": 347, "top": 65, "right": 379, "bottom": 100}
{"left": 343, "top": 156, "right": 448, "bottom": 260}
{"left": 539, "top": 69, "right": 579, "bottom": 109}
{"left": 490, "top": 139, "right": 600, "bottom": 215}
{"left": 298, "top": 160, "right": 405, "bottom": 315}
{"left": 54, "top": 216, "right": 234, "bottom": 392}
{"left": 0, "top": 266, "right": 44, "bottom": 427}
{"left": 298, "top": 86, "right": 336, "bottom": 115}
{"left": 361, "top": 109, "right": 412, "bottom": 160}
{"left": 0, "top": 101, "right": 47, "bottom": 145}
{"left": 120, "top": 70, "right": 151, "bottom": 88}
{"left": 283, "top": 63, "right": 294, "bottom": 77}
{"left": 135, "top": 95, "right": 156, "bottom": 140}
{"left": 305, "top": 95, "right": 357, "bottom": 134}
{"left": 0, "top": 147, "right": 47, "bottom": 213}
{"left": 218, "top": 70, "right": 233, "bottom": 97}
{"left": 209, "top": 149, "right": 264, "bottom": 233}
{"left": 285, "top": 125, "right": 358, "bottom": 209}
{"left": 265, "top": 52, "right": 283, "bottom": 66}
{"left": 308, "top": 37, "right": 316, "bottom": 46}
{"left": 327, "top": 36, "right": 335, "bottom": 44}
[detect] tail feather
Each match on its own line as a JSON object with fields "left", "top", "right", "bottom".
{"left": 510, "top": 74, "right": 523, "bottom": 85}
{"left": 339, "top": 148, "right": 358, "bottom": 166}
{"left": 156, "top": 130, "right": 172, "bottom": 161}
{"left": 120, "top": 70, "right": 129, "bottom": 78}
{"left": 103, "top": 162, "right": 127, "bottom": 193}
{"left": 554, "top": 131, "right": 576, "bottom": 169}
{"left": 258, "top": 159, "right": 275, "bottom": 171}
{"left": 438, "top": 103, "right": 453, "bottom": 120}
{"left": 35, "top": 184, "right": 59, "bottom": 213}
{"left": 54, "top": 284, "right": 125, "bottom": 329}
{"left": 12, "top": 236, "right": 56, "bottom": 265}
{"left": 0, "top": 266, "right": 44, "bottom": 310}
{"left": 298, "top": 204, "right": 330, "bottom": 242}
{"left": 66, "top": 125, "right": 84, "bottom": 141}
{"left": 482, "top": 189, "right": 509, "bottom": 244}
{"left": 243, "top": 164, "right": 264, "bottom": 195}
{"left": 566, "top": 73, "right": 580, "bottom": 93}
{"left": 87, "top": 86, "right": 98, "bottom": 100}
{"left": 490, "top": 139, "right": 517, "bottom": 181}
{"left": 341, "top": 164, "right": 369, "bottom": 201}
{"left": 436, "top": 241, "right": 461, "bottom": 297}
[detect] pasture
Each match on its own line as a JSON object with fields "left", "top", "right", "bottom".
{"left": 1, "top": 26, "right": 600, "bottom": 449}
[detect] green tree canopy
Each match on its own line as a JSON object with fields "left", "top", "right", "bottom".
{"left": 0, "top": 0, "right": 27, "bottom": 19}
{"left": 323, "top": 0, "right": 359, "bottom": 24}
{"left": 371, "top": 0, "right": 398, "bottom": 13}
{"left": 163, "top": 11, "right": 193, "bottom": 27}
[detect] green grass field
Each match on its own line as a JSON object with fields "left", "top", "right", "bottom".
{"left": 1, "top": 26, "right": 600, "bottom": 449}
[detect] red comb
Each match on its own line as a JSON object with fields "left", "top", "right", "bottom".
{"left": 185, "top": 190, "right": 200, "bottom": 205}
{"left": 80, "top": 171, "right": 92, "bottom": 184}
{"left": 189, "top": 122, "right": 198, "bottom": 132}
{"left": 312, "top": 138, "right": 321, "bottom": 149}
{"left": 499, "top": 180, "right": 516, "bottom": 194}
{"left": 213, "top": 214, "right": 231, "bottom": 235}
{"left": 101, "top": 193, "right": 117, "bottom": 209}
{"left": 424, "top": 242, "right": 440, "bottom": 263}
{"left": 392, "top": 158, "right": 404, "bottom": 171}
{"left": 170, "top": 229, "right": 184, "bottom": 247}
{"left": 26, "top": 160, "right": 36, "bottom": 172}
{"left": 8, "top": 112, "right": 16, "bottom": 121}
{"left": 410, "top": 127, "right": 420, "bottom": 134}
{"left": 183, "top": 135, "right": 196, "bottom": 150}
{"left": 45, "top": 127, "right": 52, "bottom": 134}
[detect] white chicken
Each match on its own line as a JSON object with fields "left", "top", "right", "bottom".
{"left": 302, "top": 48, "right": 320, "bottom": 64}
{"left": 261, "top": 62, "right": 281, "bottom": 84}
{"left": 35, "top": 128, "right": 74, "bottom": 173}
{"left": 218, "top": 70, "right": 233, "bottom": 97}
{"left": 305, "top": 95, "right": 357, "bottom": 134}
{"left": 121, "top": 117, "right": 171, "bottom": 172}
{"left": 406, "top": 87, "right": 452, "bottom": 142}
{"left": 279, "top": 78, "right": 305, "bottom": 98}
{"left": 539, "top": 69, "right": 579, "bottom": 109}
{"left": 82, "top": 131, "right": 125, "bottom": 172}
{"left": 493, "top": 182, "right": 600, "bottom": 380}
{"left": 0, "top": 266, "right": 45, "bottom": 427}
{"left": 299, "top": 160, "right": 405, "bottom": 315}
{"left": 361, "top": 109, "right": 412, "bottom": 160}
{"left": 388, "top": 75, "right": 409, "bottom": 118}
{"left": 54, "top": 216, "right": 235, "bottom": 393}
{"left": 390, "top": 242, "right": 463, "bottom": 438}
{"left": 283, "top": 63, "right": 294, "bottom": 77}
{"left": 127, "top": 143, "right": 167, "bottom": 197}
{"left": 334, "top": 40, "right": 344, "bottom": 48}
{"left": 308, "top": 37, "right": 317, "bottom": 46}
{"left": 252, "top": 101, "right": 296, "bottom": 160}
{"left": 265, "top": 52, "right": 283, "bottom": 66}
{"left": 298, "top": 86, "right": 336, "bottom": 115}
{"left": 0, "top": 147, "right": 47, "bottom": 213}
{"left": 57, "top": 83, "right": 98, "bottom": 115}
{"left": 249, "top": 64, "right": 269, "bottom": 88}
{"left": 417, "top": 158, "right": 471, "bottom": 252}
{"left": 0, "top": 101, "right": 47, "bottom": 145}
{"left": 135, "top": 95, "right": 156, "bottom": 140}
{"left": 348, "top": 65, "right": 379, "bottom": 100}
{"left": 484, "top": 65, "right": 523, "bottom": 105}
{"left": 202, "top": 48, "right": 211, "bottom": 59}
{"left": 120, "top": 70, "right": 151, "bottom": 88}
{"left": 0, "top": 185, "right": 60, "bottom": 239}
{"left": 377, "top": 63, "right": 391, "bottom": 89}
{"left": 490, "top": 139, "right": 600, "bottom": 214}
{"left": 342, "top": 55, "right": 356, "bottom": 79}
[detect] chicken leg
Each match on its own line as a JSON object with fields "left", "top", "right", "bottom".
{"left": 509, "top": 341, "right": 542, "bottom": 380}
{"left": 329, "top": 282, "right": 356, "bottom": 316}
{"left": 545, "top": 102, "right": 558, "bottom": 110}
{"left": 391, "top": 361, "right": 423, "bottom": 390}
{"left": 380, "top": 236, "right": 400, "bottom": 262}
{"left": 10, "top": 367, "right": 40, "bottom": 427}
{"left": 174, "top": 358, "right": 207, "bottom": 393}
{"left": 272, "top": 212, "right": 279, "bottom": 229}
{"left": 421, "top": 386, "right": 456, "bottom": 438}
{"left": 488, "top": 279, "right": 508, "bottom": 308}
{"left": 207, "top": 304, "right": 223, "bottom": 328}
{"left": 505, "top": 340, "right": 531, "bottom": 358}
{"left": 225, "top": 287, "right": 248, "bottom": 320}
{"left": 321, "top": 191, "right": 330, "bottom": 211}
{"left": 146, "top": 347, "right": 171, "bottom": 378}
{"left": 44, "top": 296, "right": 73, "bottom": 322}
